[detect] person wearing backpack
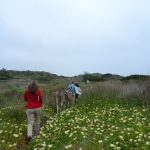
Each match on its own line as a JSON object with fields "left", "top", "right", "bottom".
{"left": 24, "top": 80, "right": 43, "bottom": 143}
{"left": 68, "top": 81, "right": 76, "bottom": 96}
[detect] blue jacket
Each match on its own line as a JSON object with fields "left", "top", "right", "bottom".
{"left": 68, "top": 83, "right": 76, "bottom": 95}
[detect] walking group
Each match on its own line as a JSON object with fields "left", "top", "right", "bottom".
{"left": 68, "top": 81, "right": 82, "bottom": 100}
{"left": 24, "top": 80, "right": 82, "bottom": 143}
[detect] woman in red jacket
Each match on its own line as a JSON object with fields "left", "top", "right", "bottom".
{"left": 24, "top": 80, "right": 43, "bottom": 141}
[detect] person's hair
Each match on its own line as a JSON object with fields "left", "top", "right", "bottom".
{"left": 28, "top": 80, "right": 38, "bottom": 94}
{"left": 75, "top": 83, "right": 79, "bottom": 87}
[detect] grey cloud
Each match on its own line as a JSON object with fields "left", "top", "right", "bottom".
{"left": 0, "top": 0, "right": 150, "bottom": 76}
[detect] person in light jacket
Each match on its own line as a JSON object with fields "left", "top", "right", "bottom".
{"left": 24, "top": 80, "right": 43, "bottom": 142}
{"left": 74, "top": 83, "right": 82, "bottom": 100}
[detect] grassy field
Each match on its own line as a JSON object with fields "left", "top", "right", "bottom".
{"left": 27, "top": 100, "right": 150, "bottom": 150}
{"left": 0, "top": 78, "right": 150, "bottom": 149}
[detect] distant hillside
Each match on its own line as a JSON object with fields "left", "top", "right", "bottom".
{"left": 0, "top": 68, "right": 61, "bottom": 82}
{"left": 1, "top": 69, "right": 150, "bottom": 82}
{"left": 121, "top": 74, "right": 150, "bottom": 81}
{"left": 76, "top": 73, "right": 123, "bottom": 82}
{"left": 75, "top": 73, "right": 150, "bottom": 82}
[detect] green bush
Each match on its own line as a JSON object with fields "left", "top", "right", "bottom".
{"left": 0, "top": 71, "right": 13, "bottom": 80}
{"left": 121, "top": 75, "right": 150, "bottom": 81}
{"left": 82, "top": 73, "right": 105, "bottom": 82}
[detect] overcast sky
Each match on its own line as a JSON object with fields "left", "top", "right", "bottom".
{"left": 0, "top": 0, "right": 150, "bottom": 76}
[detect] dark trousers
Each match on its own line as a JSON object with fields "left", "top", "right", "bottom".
{"left": 75, "top": 94, "right": 79, "bottom": 100}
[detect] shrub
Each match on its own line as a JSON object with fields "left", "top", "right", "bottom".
{"left": 0, "top": 70, "right": 13, "bottom": 80}
{"left": 82, "top": 73, "right": 104, "bottom": 82}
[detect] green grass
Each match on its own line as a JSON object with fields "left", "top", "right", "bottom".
{"left": 0, "top": 105, "right": 55, "bottom": 150}
{"left": 26, "top": 98, "right": 150, "bottom": 150}
{"left": 0, "top": 79, "right": 150, "bottom": 149}
{"left": 0, "top": 97, "right": 149, "bottom": 150}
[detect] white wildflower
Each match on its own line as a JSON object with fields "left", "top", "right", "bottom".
{"left": 13, "top": 134, "right": 19, "bottom": 138}
{"left": 110, "top": 144, "right": 116, "bottom": 148}
{"left": 98, "top": 140, "right": 103, "bottom": 144}
{"left": 119, "top": 136, "right": 124, "bottom": 140}
{"left": 130, "top": 139, "right": 133, "bottom": 142}
{"left": 65, "top": 130, "right": 69, "bottom": 134}
{"left": 65, "top": 144, "right": 72, "bottom": 149}
{"left": 48, "top": 144, "right": 53, "bottom": 148}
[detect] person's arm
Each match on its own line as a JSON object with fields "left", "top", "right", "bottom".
{"left": 78, "top": 87, "right": 81, "bottom": 92}
{"left": 38, "top": 90, "right": 43, "bottom": 106}
{"left": 78, "top": 87, "right": 82, "bottom": 95}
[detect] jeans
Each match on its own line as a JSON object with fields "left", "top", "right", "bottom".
{"left": 26, "top": 108, "right": 41, "bottom": 137}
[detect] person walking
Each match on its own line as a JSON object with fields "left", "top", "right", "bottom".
{"left": 68, "top": 81, "right": 76, "bottom": 96}
{"left": 74, "top": 83, "right": 82, "bottom": 100}
{"left": 24, "top": 80, "right": 43, "bottom": 142}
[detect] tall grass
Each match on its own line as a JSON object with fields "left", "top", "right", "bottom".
{"left": 0, "top": 79, "right": 150, "bottom": 108}
{"left": 0, "top": 79, "right": 150, "bottom": 149}
{"left": 80, "top": 80, "right": 150, "bottom": 106}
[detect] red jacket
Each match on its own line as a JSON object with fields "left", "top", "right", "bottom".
{"left": 24, "top": 89, "right": 43, "bottom": 109}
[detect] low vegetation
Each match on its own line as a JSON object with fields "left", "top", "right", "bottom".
{"left": 27, "top": 100, "right": 150, "bottom": 149}
{"left": 0, "top": 70, "right": 150, "bottom": 149}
